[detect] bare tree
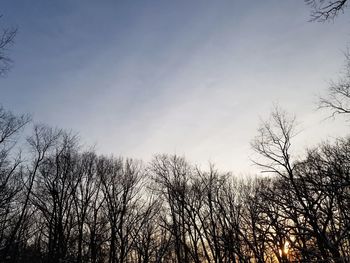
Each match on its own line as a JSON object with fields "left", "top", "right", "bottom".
{"left": 252, "top": 107, "right": 350, "bottom": 262}
{"left": 251, "top": 107, "right": 296, "bottom": 178}
{"left": 150, "top": 155, "right": 194, "bottom": 263}
{"left": 294, "top": 138, "right": 350, "bottom": 261}
{"left": 73, "top": 151, "right": 99, "bottom": 263}
{"left": 31, "top": 132, "right": 80, "bottom": 263}
{"left": 0, "top": 107, "right": 30, "bottom": 261}
{"left": 98, "top": 157, "right": 143, "bottom": 263}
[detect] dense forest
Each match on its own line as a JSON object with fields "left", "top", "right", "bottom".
{"left": 1, "top": 1, "right": 350, "bottom": 262}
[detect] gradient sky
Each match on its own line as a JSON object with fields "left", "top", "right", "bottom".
{"left": 1, "top": 0, "right": 349, "bottom": 174}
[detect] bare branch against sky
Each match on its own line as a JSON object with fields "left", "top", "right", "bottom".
{"left": 0, "top": 16, "right": 16, "bottom": 76}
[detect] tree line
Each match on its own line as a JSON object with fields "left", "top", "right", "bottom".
{"left": 0, "top": 106, "right": 349, "bottom": 263}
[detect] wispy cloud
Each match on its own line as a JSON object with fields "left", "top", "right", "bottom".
{"left": 1, "top": 0, "right": 349, "bottom": 173}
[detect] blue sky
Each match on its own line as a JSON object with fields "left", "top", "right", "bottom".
{"left": 1, "top": 0, "right": 350, "bottom": 174}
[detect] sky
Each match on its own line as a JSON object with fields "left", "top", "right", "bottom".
{"left": 1, "top": 0, "right": 350, "bottom": 174}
